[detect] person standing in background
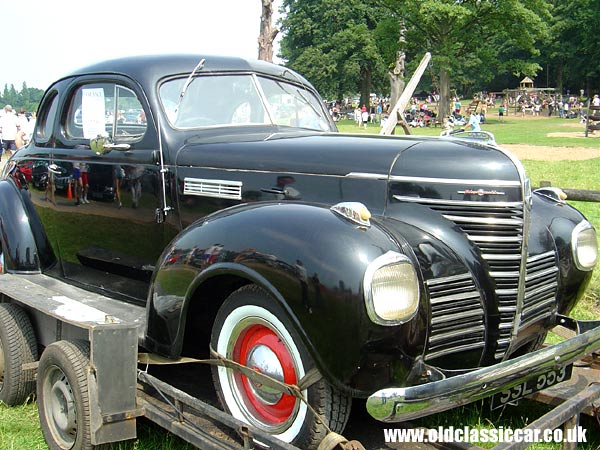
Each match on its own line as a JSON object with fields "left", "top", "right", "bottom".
{"left": 0, "top": 105, "right": 20, "bottom": 159}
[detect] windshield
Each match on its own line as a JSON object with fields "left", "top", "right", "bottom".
{"left": 159, "top": 74, "right": 331, "bottom": 131}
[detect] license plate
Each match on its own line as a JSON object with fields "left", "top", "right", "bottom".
{"left": 491, "top": 364, "right": 573, "bottom": 410}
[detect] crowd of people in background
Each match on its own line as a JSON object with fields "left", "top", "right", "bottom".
{"left": 327, "top": 89, "right": 600, "bottom": 135}
{"left": 0, "top": 104, "right": 35, "bottom": 159}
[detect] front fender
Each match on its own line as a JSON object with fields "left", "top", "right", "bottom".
{"left": 145, "top": 202, "right": 427, "bottom": 394}
{"left": 0, "top": 178, "right": 54, "bottom": 272}
{"left": 531, "top": 193, "right": 594, "bottom": 314}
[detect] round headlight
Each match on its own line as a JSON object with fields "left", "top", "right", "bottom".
{"left": 363, "top": 251, "right": 419, "bottom": 326}
{"left": 572, "top": 221, "right": 598, "bottom": 271}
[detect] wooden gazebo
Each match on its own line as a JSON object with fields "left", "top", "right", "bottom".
{"left": 520, "top": 77, "right": 534, "bottom": 89}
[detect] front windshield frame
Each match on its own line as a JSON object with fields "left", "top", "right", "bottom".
{"left": 158, "top": 72, "right": 333, "bottom": 132}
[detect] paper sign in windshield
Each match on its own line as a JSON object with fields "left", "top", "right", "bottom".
{"left": 82, "top": 88, "right": 106, "bottom": 138}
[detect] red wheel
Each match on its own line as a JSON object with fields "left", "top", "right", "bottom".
{"left": 234, "top": 322, "right": 299, "bottom": 426}
{"left": 211, "top": 285, "right": 351, "bottom": 448}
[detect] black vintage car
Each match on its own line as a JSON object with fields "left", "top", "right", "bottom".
{"left": 0, "top": 55, "right": 598, "bottom": 449}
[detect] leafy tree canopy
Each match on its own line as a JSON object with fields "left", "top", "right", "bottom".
{"left": 278, "top": 0, "right": 600, "bottom": 117}
{"left": 1, "top": 82, "right": 44, "bottom": 113}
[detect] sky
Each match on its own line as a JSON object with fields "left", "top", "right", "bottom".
{"left": 1, "top": 0, "right": 282, "bottom": 92}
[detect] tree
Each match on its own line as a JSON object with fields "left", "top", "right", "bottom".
{"left": 377, "top": 0, "right": 552, "bottom": 117}
{"left": 279, "top": 0, "right": 388, "bottom": 106}
{"left": 258, "top": 0, "right": 279, "bottom": 62}
{"left": 537, "top": 0, "right": 600, "bottom": 96}
{"left": 0, "top": 83, "right": 44, "bottom": 112}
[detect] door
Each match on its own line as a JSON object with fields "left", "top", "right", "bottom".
{"left": 28, "top": 78, "right": 166, "bottom": 303}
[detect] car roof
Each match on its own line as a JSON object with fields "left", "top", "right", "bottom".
{"left": 63, "top": 54, "right": 313, "bottom": 89}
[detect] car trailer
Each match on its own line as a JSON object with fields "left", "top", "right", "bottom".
{"left": 1, "top": 271, "right": 600, "bottom": 450}
{"left": 0, "top": 272, "right": 343, "bottom": 450}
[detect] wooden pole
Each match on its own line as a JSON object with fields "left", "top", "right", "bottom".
{"left": 380, "top": 52, "right": 431, "bottom": 136}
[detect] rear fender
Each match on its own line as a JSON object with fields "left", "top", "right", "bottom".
{"left": 0, "top": 179, "right": 54, "bottom": 272}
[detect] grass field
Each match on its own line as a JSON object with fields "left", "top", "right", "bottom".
{"left": 1, "top": 117, "right": 599, "bottom": 449}
{"left": 337, "top": 113, "right": 600, "bottom": 147}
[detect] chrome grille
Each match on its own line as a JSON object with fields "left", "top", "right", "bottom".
{"left": 427, "top": 201, "right": 524, "bottom": 360}
{"left": 522, "top": 251, "right": 558, "bottom": 328}
{"left": 425, "top": 273, "right": 485, "bottom": 361}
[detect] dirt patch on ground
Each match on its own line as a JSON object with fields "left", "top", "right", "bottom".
{"left": 493, "top": 115, "right": 600, "bottom": 160}
{"left": 502, "top": 144, "right": 599, "bottom": 161}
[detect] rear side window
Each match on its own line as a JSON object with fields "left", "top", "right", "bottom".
{"left": 35, "top": 92, "right": 59, "bottom": 141}
{"left": 65, "top": 83, "right": 147, "bottom": 142}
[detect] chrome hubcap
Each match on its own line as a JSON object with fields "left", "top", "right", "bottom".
{"left": 246, "top": 344, "right": 284, "bottom": 405}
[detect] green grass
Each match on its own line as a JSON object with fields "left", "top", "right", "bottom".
{"left": 0, "top": 401, "right": 195, "bottom": 450}
{"left": 336, "top": 115, "right": 600, "bottom": 148}
{"left": 0, "top": 402, "right": 47, "bottom": 450}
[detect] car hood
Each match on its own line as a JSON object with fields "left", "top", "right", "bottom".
{"left": 175, "top": 132, "right": 417, "bottom": 177}
{"left": 176, "top": 131, "right": 526, "bottom": 204}
{"left": 389, "top": 138, "right": 525, "bottom": 203}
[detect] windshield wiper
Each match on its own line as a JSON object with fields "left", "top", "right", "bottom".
{"left": 174, "top": 58, "right": 206, "bottom": 116}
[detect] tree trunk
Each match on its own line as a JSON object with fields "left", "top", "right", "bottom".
{"left": 439, "top": 68, "right": 451, "bottom": 119}
{"left": 388, "top": 21, "right": 407, "bottom": 111}
{"left": 258, "top": 0, "right": 279, "bottom": 62}
{"left": 360, "top": 68, "right": 372, "bottom": 109}
{"left": 556, "top": 62, "right": 563, "bottom": 96}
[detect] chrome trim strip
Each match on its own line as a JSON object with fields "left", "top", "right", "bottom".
{"left": 346, "top": 172, "right": 388, "bottom": 180}
{"left": 425, "top": 273, "right": 472, "bottom": 286}
{"left": 430, "top": 292, "right": 480, "bottom": 304}
{"left": 482, "top": 254, "right": 522, "bottom": 261}
{"left": 528, "top": 250, "right": 556, "bottom": 263}
{"left": 425, "top": 342, "right": 486, "bottom": 360}
{"left": 393, "top": 195, "right": 522, "bottom": 208}
{"left": 524, "top": 283, "right": 558, "bottom": 300}
{"left": 496, "top": 289, "right": 519, "bottom": 296}
{"left": 468, "top": 235, "right": 522, "bottom": 243}
{"left": 366, "top": 322, "right": 600, "bottom": 422}
{"left": 443, "top": 215, "right": 522, "bottom": 226}
{"left": 390, "top": 175, "right": 521, "bottom": 187}
{"left": 431, "top": 310, "right": 483, "bottom": 325}
{"left": 428, "top": 326, "right": 486, "bottom": 344}
{"left": 489, "top": 271, "right": 520, "bottom": 278}
{"left": 526, "top": 267, "right": 559, "bottom": 282}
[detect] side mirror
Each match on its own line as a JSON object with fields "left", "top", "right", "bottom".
{"left": 90, "top": 135, "right": 131, "bottom": 155}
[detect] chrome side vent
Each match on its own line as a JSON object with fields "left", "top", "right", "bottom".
{"left": 183, "top": 178, "right": 242, "bottom": 200}
{"left": 425, "top": 273, "right": 485, "bottom": 361}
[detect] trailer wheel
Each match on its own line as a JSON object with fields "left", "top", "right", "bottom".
{"left": 211, "top": 285, "right": 351, "bottom": 449}
{"left": 37, "top": 340, "right": 94, "bottom": 450}
{"left": 0, "top": 302, "right": 38, "bottom": 405}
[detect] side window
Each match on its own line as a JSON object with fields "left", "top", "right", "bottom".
{"left": 65, "top": 83, "right": 147, "bottom": 142}
{"left": 114, "top": 86, "right": 147, "bottom": 140}
{"left": 35, "top": 92, "right": 59, "bottom": 141}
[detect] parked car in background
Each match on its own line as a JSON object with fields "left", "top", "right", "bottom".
{"left": 0, "top": 55, "right": 597, "bottom": 449}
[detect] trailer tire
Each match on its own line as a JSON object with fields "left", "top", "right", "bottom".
{"left": 37, "top": 340, "right": 96, "bottom": 450}
{"left": 211, "top": 285, "right": 351, "bottom": 449}
{"left": 0, "top": 302, "right": 38, "bottom": 405}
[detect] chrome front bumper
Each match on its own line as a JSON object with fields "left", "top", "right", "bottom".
{"left": 366, "top": 317, "right": 600, "bottom": 422}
